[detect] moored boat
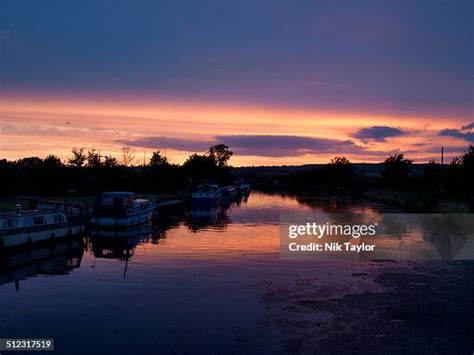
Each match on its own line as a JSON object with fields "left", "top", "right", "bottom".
{"left": 218, "top": 186, "right": 237, "bottom": 201}
{"left": 0, "top": 204, "right": 83, "bottom": 250}
{"left": 191, "top": 183, "right": 221, "bottom": 207}
{"left": 37, "top": 200, "right": 84, "bottom": 222}
{"left": 90, "top": 192, "right": 155, "bottom": 229}
{"left": 235, "top": 180, "right": 251, "bottom": 195}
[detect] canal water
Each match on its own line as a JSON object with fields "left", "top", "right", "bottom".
{"left": 0, "top": 192, "right": 468, "bottom": 354}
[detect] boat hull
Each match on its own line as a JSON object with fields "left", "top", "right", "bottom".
{"left": 191, "top": 191, "right": 221, "bottom": 208}
{"left": 0, "top": 223, "right": 83, "bottom": 249}
{"left": 90, "top": 206, "right": 155, "bottom": 228}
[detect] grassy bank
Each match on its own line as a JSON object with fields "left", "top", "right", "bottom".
{"left": 361, "top": 188, "right": 473, "bottom": 213}
{"left": 0, "top": 191, "right": 187, "bottom": 213}
{"left": 255, "top": 186, "right": 473, "bottom": 213}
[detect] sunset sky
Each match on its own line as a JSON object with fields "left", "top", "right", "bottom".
{"left": 0, "top": 0, "right": 473, "bottom": 166}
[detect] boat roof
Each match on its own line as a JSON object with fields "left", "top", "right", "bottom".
{"left": 0, "top": 210, "right": 63, "bottom": 218}
{"left": 38, "top": 200, "right": 81, "bottom": 207}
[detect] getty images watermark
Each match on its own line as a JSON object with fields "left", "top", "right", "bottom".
{"left": 280, "top": 213, "right": 474, "bottom": 261}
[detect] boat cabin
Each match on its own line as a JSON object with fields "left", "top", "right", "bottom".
{"left": 92, "top": 192, "right": 153, "bottom": 219}
{"left": 0, "top": 209, "right": 67, "bottom": 232}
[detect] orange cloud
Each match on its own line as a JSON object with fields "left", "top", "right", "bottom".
{"left": 0, "top": 96, "right": 469, "bottom": 165}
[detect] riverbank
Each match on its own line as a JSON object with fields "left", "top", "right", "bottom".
{"left": 254, "top": 260, "right": 474, "bottom": 354}
{"left": 255, "top": 187, "right": 474, "bottom": 213}
{"left": 0, "top": 192, "right": 186, "bottom": 213}
{"left": 361, "top": 188, "right": 473, "bottom": 213}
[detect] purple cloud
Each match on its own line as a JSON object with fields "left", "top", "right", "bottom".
{"left": 423, "top": 146, "right": 469, "bottom": 154}
{"left": 123, "top": 134, "right": 382, "bottom": 157}
{"left": 439, "top": 122, "right": 474, "bottom": 142}
{"left": 461, "top": 122, "right": 474, "bottom": 130}
{"left": 353, "top": 126, "right": 408, "bottom": 143}
{"left": 214, "top": 135, "right": 370, "bottom": 157}
{"left": 118, "top": 137, "right": 212, "bottom": 152}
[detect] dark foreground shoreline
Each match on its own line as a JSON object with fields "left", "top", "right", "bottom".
{"left": 255, "top": 261, "right": 474, "bottom": 354}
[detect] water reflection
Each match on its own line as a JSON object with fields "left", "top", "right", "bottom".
{"left": 0, "top": 238, "right": 84, "bottom": 290}
{"left": 185, "top": 206, "right": 231, "bottom": 232}
{"left": 89, "top": 224, "right": 160, "bottom": 278}
{"left": 0, "top": 192, "right": 472, "bottom": 354}
{"left": 0, "top": 192, "right": 471, "bottom": 289}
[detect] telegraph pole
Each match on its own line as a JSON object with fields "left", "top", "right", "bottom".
{"left": 440, "top": 146, "right": 444, "bottom": 193}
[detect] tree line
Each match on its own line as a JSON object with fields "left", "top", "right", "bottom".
{"left": 286, "top": 145, "right": 474, "bottom": 197}
{"left": 0, "top": 144, "right": 234, "bottom": 196}
{"left": 0, "top": 144, "right": 472, "bottom": 199}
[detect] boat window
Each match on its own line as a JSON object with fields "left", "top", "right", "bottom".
{"left": 33, "top": 216, "right": 45, "bottom": 225}
{"left": 99, "top": 197, "right": 115, "bottom": 206}
{"left": 54, "top": 214, "right": 64, "bottom": 223}
{"left": 4, "top": 218, "right": 19, "bottom": 228}
{"left": 98, "top": 196, "right": 126, "bottom": 207}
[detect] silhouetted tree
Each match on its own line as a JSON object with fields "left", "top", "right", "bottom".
{"left": 330, "top": 156, "right": 350, "bottom": 165}
{"left": 15, "top": 157, "right": 42, "bottom": 169}
{"left": 381, "top": 153, "right": 412, "bottom": 186}
{"left": 149, "top": 150, "right": 168, "bottom": 167}
{"left": 461, "top": 145, "right": 474, "bottom": 168}
{"left": 451, "top": 156, "right": 462, "bottom": 166}
{"left": 145, "top": 151, "right": 183, "bottom": 192}
{"left": 461, "top": 145, "right": 474, "bottom": 194}
{"left": 0, "top": 159, "right": 13, "bottom": 196}
{"left": 68, "top": 147, "right": 86, "bottom": 167}
{"left": 103, "top": 155, "right": 118, "bottom": 168}
{"left": 121, "top": 147, "right": 136, "bottom": 167}
{"left": 325, "top": 156, "right": 354, "bottom": 186}
{"left": 43, "top": 154, "right": 63, "bottom": 168}
{"left": 183, "top": 154, "right": 217, "bottom": 180}
{"left": 445, "top": 156, "right": 464, "bottom": 194}
{"left": 422, "top": 159, "right": 441, "bottom": 191}
{"left": 208, "top": 144, "right": 233, "bottom": 167}
{"left": 86, "top": 149, "right": 101, "bottom": 168}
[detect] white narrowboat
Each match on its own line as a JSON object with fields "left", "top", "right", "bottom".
{"left": 0, "top": 205, "right": 83, "bottom": 250}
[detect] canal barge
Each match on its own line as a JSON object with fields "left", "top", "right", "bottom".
{"left": 0, "top": 204, "right": 84, "bottom": 250}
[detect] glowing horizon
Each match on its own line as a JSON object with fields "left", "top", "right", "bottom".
{"left": 1, "top": 95, "right": 472, "bottom": 166}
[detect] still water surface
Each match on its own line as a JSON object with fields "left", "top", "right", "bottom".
{"left": 0, "top": 192, "right": 458, "bottom": 354}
